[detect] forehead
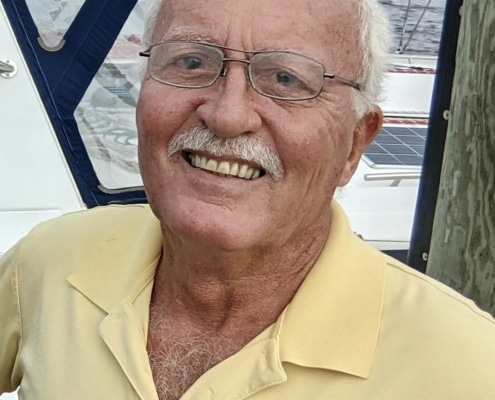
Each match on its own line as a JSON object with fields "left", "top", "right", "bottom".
{"left": 152, "top": 0, "right": 360, "bottom": 68}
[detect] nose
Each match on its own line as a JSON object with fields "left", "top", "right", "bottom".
{"left": 196, "top": 64, "right": 263, "bottom": 138}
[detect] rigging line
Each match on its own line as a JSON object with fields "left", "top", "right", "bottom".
{"left": 398, "top": 0, "right": 414, "bottom": 51}
{"left": 401, "top": 0, "right": 434, "bottom": 53}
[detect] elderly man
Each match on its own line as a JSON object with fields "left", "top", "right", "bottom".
{"left": 1, "top": 0, "right": 495, "bottom": 399}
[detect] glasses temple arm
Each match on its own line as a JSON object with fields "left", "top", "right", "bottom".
{"left": 324, "top": 73, "right": 361, "bottom": 91}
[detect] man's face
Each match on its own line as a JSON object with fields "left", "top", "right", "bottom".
{"left": 136, "top": 0, "right": 382, "bottom": 251}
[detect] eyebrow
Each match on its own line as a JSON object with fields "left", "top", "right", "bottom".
{"left": 160, "top": 29, "right": 217, "bottom": 44}
{"left": 157, "top": 29, "right": 306, "bottom": 58}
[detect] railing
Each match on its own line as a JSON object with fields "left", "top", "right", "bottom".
{"left": 364, "top": 171, "right": 421, "bottom": 187}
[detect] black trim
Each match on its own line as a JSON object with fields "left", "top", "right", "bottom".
{"left": 408, "top": 0, "right": 464, "bottom": 272}
{"left": 383, "top": 250, "right": 409, "bottom": 265}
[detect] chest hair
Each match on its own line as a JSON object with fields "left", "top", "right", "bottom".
{"left": 146, "top": 306, "right": 241, "bottom": 400}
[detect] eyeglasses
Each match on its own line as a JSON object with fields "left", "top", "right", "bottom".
{"left": 139, "top": 41, "right": 361, "bottom": 101}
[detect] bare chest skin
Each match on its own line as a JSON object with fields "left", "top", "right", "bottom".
{"left": 146, "top": 305, "right": 243, "bottom": 400}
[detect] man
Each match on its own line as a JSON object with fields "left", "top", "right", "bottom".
{"left": 1, "top": 0, "right": 495, "bottom": 399}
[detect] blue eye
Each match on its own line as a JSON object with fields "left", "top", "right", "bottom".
{"left": 180, "top": 56, "right": 203, "bottom": 69}
{"left": 276, "top": 71, "right": 297, "bottom": 86}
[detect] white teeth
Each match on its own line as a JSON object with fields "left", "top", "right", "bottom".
{"left": 230, "top": 162, "right": 239, "bottom": 175}
{"left": 217, "top": 161, "right": 231, "bottom": 175}
{"left": 245, "top": 168, "right": 254, "bottom": 179}
{"left": 187, "top": 153, "right": 262, "bottom": 180}
{"left": 205, "top": 159, "right": 218, "bottom": 172}
{"left": 237, "top": 164, "right": 248, "bottom": 178}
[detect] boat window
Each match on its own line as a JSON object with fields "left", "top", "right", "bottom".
{"left": 26, "top": 0, "right": 86, "bottom": 50}
{"left": 75, "top": 3, "right": 146, "bottom": 190}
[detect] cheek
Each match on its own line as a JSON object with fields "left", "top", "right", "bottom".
{"left": 268, "top": 110, "right": 353, "bottom": 181}
{"left": 136, "top": 82, "right": 203, "bottom": 142}
{"left": 137, "top": 85, "right": 177, "bottom": 140}
{"left": 137, "top": 87, "right": 163, "bottom": 144}
{"left": 136, "top": 85, "right": 180, "bottom": 184}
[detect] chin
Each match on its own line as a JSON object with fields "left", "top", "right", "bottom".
{"left": 154, "top": 197, "right": 272, "bottom": 252}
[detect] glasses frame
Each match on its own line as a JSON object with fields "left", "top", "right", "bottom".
{"left": 139, "top": 41, "right": 361, "bottom": 101}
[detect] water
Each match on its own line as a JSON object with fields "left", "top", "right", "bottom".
{"left": 380, "top": 0, "right": 447, "bottom": 55}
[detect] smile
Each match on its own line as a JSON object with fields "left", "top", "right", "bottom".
{"left": 185, "top": 152, "right": 265, "bottom": 180}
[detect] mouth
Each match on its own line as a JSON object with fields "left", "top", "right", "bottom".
{"left": 183, "top": 151, "right": 266, "bottom": 180}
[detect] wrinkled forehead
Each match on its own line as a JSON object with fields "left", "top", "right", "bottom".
{"left": 151, "top": 0, "right": 361, "bottom": 72}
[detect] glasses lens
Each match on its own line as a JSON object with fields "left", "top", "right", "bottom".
{"left": 249, "top": 52, "right": 324, "bottom": 100}
{"left": 148, "top": 42, "right": 223, "bottom": 87}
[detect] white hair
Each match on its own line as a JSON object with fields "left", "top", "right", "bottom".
{"left": 353, "top": 0, "right": 391, "bottom": 117}
{"left": 142, "top": 0, "right": 162, "bottom": 50}
{"left": 141, "top": 0, "right": 390, "bottom": 118}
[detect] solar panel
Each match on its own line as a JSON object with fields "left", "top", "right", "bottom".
{"left": 364, "top": 125, "right": 427, "bottom": 166}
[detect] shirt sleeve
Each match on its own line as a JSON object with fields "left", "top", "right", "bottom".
{"left": 0, "top": 244, "right": 22, "bottom": 394}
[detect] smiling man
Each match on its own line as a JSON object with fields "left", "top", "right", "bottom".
{"left": 1, "top": 0, "right": 495, "bottom": 399}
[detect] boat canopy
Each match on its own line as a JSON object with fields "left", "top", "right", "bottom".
{"left": 2, "top": 0, "right": 147, "bottom": 207}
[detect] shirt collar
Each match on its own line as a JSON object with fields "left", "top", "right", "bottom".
{"left": 67, "top": 205, "right": 162, "bottom": 314}
{"left": 66, "top": 202, "right": 386, "bottom": 378}
{"left": 276, "top": 201, "right": 386, "bottom": 378}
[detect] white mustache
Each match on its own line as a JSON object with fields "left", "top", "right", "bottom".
{"left": 168, "top": 127, "right": 284, "bottom": 180}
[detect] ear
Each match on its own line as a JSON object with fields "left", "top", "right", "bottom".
{"left": 338, "top": 107, "right": 383, "bottom": 187}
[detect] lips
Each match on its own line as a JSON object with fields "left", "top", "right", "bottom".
{"left": 185, "top": 152, "right": 264, "bottom": 180}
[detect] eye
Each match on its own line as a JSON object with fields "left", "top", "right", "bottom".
{"left": 251, "top": 66, "right": 314, "bottom": 99}
{"left": 164, "top": 50, "right": 219, "bottom": 77}
{"left": 166, "top": 50, "right": 219, "bottom": 74}
{"left": 163, "top": 46, "right": 215, "bottom": 72}
{"left": 149, "top": 43, "right": 223, "bottom": 86}
{"left": 275, "top": 71, "right": 297, "bottom": 86}
{"left": 268, "top": 68, "right": 311, "bottom": 93}
{"left": 177, "top": 56, "right": 203, "bottom": 70}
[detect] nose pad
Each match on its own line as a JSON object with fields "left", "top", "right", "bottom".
{"left": 218, "top": 65, "right": 253, "bottom": 94}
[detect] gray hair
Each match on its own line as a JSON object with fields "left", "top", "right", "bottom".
{"left": 142, "top": 0, "right": 390, "bottom": 118}
{"left": 353, "top": 0, "right": 391, "bottom": 117}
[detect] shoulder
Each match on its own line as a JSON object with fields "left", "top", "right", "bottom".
{"left": 352, "top": 238, "right": 495, "bottom": 337}
{"left": 5, "top": 204, "right": 160, "bottom": 283}
{"left": 29, "top": 204, "right": 154, "bottom": 234}
{"left": 351, "top": 251, "right": 495, "bottom": 395}
{"left": 383, "top": 255, "right": 495, "bottom": 327}
{"left": 21, "top": 204, "right": 156, "bottom": 248}
{"left": 378, "top": 254, "right": 495, "bottom": 383}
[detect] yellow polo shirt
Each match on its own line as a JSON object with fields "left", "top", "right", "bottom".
{"left": 1, "top": 203, "right": 495, "bottom": 399}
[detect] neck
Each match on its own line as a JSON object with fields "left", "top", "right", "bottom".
{"left": 151, "top": 224, "right": 328, "bottom": 339}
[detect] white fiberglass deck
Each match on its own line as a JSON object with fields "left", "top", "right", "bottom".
{"left": 337, "top": 54, "right": 435, "bottom": 252}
